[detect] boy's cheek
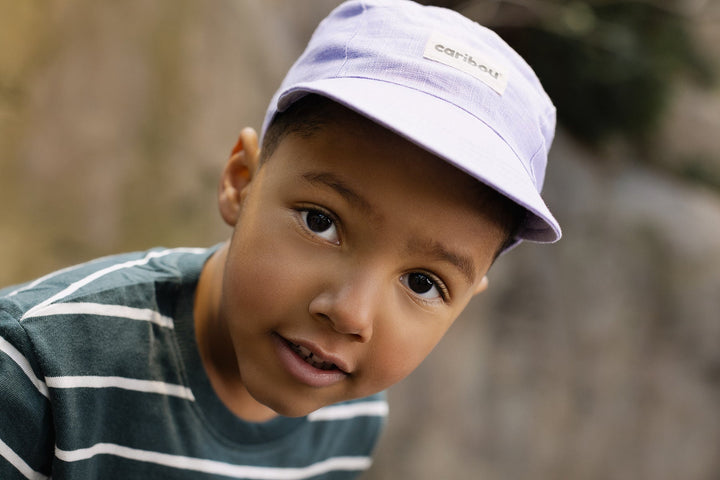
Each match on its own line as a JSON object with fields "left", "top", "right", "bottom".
{"left": 222, "top": 249, "right": 301, "bottom": 316}
{"left": 362, "top": 315, "right": 455, "bottom": 385}
{"left": 222, "top": 229, "right": 329, "bottom": 318}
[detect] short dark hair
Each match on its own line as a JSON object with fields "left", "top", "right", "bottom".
{"left": 260, "top": 94, "right": 524, "bottom": 259}
{"left": 260, "top": 95, "right": 339, "bottom": 164}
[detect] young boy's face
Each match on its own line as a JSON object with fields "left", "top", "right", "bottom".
{"left": 209, "top": 109, "right": 507, "bottom": 419}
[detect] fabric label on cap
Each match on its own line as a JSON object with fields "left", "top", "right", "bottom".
{"left": 423, "top": 31, "right": 508, "bottom": 95}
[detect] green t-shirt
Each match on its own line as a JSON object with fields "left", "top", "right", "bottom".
{"left": 0, "top": 247, "right": 386, "bottom": 479}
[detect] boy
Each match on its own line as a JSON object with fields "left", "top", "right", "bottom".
{"left": 0, "top": 0, "right": 560, "bottom": 478}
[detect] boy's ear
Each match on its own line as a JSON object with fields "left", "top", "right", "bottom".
{"left": 474, "top": 276, "right": 489, "bottom": 295}
{"left": 218, "top": 127, "right": 260, "bottom": 226}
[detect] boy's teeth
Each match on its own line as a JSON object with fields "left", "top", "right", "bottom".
{"left": 289, "top": 341, "right": 338, "bottom": 371}
{"left": 296, "top": 345, "right": 312, "bottom": 358}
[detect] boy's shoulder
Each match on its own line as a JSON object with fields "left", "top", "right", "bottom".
{"left": 0, "top": 246, "right": 215, "bottom": 320}
{"left": 0, "top": 246, "right": 216, "bottom": 393}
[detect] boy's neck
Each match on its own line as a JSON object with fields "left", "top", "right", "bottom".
{"left": 194, "top": 242, "right": 279, "bottom": 423}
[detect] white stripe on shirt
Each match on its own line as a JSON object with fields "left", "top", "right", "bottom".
{"left": 21, "top": 248, "right": 206, "bottom": 321}
{"left": 0, "top": 336, "right": 49, "bottom": 398}
{"left": 54, "top": 443, "right": 371, "bottom": 479}
{"left": 4, "top": 253, "right": 115, "bottom": 298}
{"left": 22, "top": 303, "right": 174, "bottom": 328}
{"left": 45, "top": 376, "right": 195, "bottom": 401}
{"left": 0, "top": 438, "right": 49, "bottom": 480}
{"left": 308, "top": 401, "right": 389, "bottom": 421}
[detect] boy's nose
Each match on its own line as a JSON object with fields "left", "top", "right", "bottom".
{"left": 308, "top": 272, "right": 382, "bottom": 343}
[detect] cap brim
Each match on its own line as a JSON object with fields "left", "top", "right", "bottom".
{"left": 276, "top": 78, "right": 561, "bottom": 243}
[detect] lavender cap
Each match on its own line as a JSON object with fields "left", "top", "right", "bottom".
{"left": 263, "top": 0, "right": 561, "bottom": 245}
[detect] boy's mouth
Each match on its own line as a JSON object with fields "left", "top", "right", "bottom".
{"left": 286, "top": 341, "right": 341, "bottom": 371}
{"left": 272, "top": 334, "right": 349, "bottom": 388}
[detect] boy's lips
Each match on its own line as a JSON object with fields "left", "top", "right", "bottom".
{"left": 280, "top": 334, "right": 350, "bottom": 373}
{"left": 272, "top": 333, "right": 350, "bottom": 388}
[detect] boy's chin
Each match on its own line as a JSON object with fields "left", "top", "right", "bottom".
{"left": 256, "top": 397, "right": 323, "bottom": 420}
{"left": 245, "top": 387, "right": 325, "bottom": 420}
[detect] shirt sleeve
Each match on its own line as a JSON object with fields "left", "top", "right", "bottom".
{"left": 0, "top": 305, "right": 53, "bottom": 479}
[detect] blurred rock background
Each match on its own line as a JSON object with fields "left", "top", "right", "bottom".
{"left": 1, "top": 1, "right": 718, "bottom": 479}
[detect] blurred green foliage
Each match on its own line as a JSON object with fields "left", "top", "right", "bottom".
{"left": 492, "top": 0, "right": 716, "bottom": 146}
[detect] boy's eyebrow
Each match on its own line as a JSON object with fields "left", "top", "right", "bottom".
{"left": 301, "top": 171, "right": 378, "bottom": 217}
{"left": 406, "top": 238, "right": 476, "bottom": 286}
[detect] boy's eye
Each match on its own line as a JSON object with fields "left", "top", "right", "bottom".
{"left": 300, "top": 209, "right": 339, "bottom": 244}
{"left": 400, "top": 272, "right": 446, "bottom": 301}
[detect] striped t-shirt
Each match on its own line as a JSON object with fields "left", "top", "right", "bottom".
{"left": 0, "top": 247, "right": 387, "bottom": 479}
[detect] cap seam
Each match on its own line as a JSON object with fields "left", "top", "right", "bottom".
{"left": 335, "top": 2, "right": 369, "bottom": 77}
